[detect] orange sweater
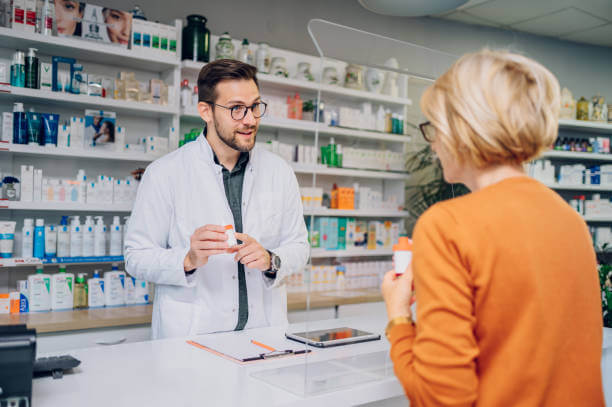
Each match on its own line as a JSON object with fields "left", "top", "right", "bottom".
{"left": 389, "top": 176, "right": 604, "bottom": 406}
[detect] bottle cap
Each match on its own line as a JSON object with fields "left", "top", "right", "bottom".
{"left": 393, "top": 236, "right": 412, "bottom": 252}
{"left": 35, "top": 219, "right": 44, "bottom": 227}
{"left": 224, "top": 225, "right": 234, "bottom": 230}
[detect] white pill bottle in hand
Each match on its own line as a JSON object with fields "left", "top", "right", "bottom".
{"left": 393, "top": 234, "right": 412, "bottom": 277}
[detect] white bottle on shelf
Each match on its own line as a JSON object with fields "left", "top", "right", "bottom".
{"left": 51, "top": 265, "right": 74, "bottom": 310}
{"left": 21, "top": 218, "right": 34, "bottom": 258}
{"left": 57, "top": 215, "right": 70, "bottom": 258}
{"left": 88, "top": 269, "right": 105, "bottom": 308}
{"left": 122, "top": 216, "right": 130, "bottom": 253}
{"left": 28, "top": 266, "right": 51, "bottom": 312}
{"left": 104, "top": 264, "right": 125, "bottom": 306}
{"left": 82, "top": 215, "right": 94, "bottom": 257}
{"left": 69, "top": 216, "right": 82, "bottom": 257}
{"left": 109, "top": 216, "right": 122, "bottom": 256}
{"left": 94, "top": 216, "right": 106, "bottom": 257}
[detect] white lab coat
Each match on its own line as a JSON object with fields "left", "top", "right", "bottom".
{"left": 124, "top": 134, "right": 310, "bottom": 339}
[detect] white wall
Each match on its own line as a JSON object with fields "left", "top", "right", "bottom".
{"left": 103, "top": 0, "right": 612, "bottom": 99}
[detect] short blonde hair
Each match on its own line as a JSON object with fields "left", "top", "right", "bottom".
{"left": 421, "top": 49, "right": 560, "bottom": 168}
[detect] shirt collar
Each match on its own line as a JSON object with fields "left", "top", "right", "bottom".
{"left": 198, "top": 129, "right": 255, "bottom": 173}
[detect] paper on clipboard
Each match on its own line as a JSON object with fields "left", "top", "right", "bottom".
{"left": 187, "top": 331, "right": 311, "bottom": 364}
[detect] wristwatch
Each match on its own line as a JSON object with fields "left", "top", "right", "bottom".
{"left": 385, "top": 315, "right": 413, "bottom": 340}
{"left": 264, "top": 250, "right": 281, "bottom": 279}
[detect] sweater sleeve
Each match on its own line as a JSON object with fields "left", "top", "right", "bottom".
{"left": 390, "top": 205, "right": 479, "bottom": 407}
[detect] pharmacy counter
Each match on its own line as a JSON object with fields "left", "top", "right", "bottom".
{"left": 0, "top": 289, "right": 383, "bottom": 333}
{"left": 33, "top": 315, "right": 404, "bottom": 407}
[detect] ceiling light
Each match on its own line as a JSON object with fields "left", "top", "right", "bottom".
{"left": 358, "top": 0, "right": 469, "bottom": 17}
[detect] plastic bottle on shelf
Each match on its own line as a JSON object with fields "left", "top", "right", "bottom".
{"left": 109, "top": 216, "right": 122, "bottom": 256}
{"left": 57, "top": 215, "right": 70, "bottom": 258}
{"left": 33, "top": 219, "right": 45, "bottom": 259}
{"left": 73, "top": 272, "right": 87, "bottom": 309}
{"left": 44, "top": 224, "right": 57, "bottom": 259}
{"left": 287, "top": 95, "right": 294, "bottom": 119}
{"left": 28, "top": 266, "right": 51, "bottom": 312}
{"left": 104, "top": 263, "right": 125, "bottom": 306}
{"left": 180, "top": 79, "right": 191, "bottom": 108}
{"left": 122, "top": 216, "right": 130, "bottom": 254}
{"left": 69, "top": 216, "right": 82, "bottom": 257}
{"left": 51, "top": 265, "right": 74, "bottom": 310}
{"left": 336, "top": 267, "right": 346, "bottom": 292}
{"left": 82, "top": 215, "right": 94, "bottom": 257}
{"left": 294, "top": 93, "right": 303, "bottom": 120}
{"left": 88, "top": 270, "right": 105, "bottom": 308}
{"left": 94, "top": 216, "right": 106, "bottom": 257}
{"left": 21, "top": 218, "right": 34, "bottom": 258}
{"left": 376, "top": 105, "right": 385, "bottom": 132}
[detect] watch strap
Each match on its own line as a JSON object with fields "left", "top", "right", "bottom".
{"left": 385, "top": 315, "right": 413, "bottom": 340}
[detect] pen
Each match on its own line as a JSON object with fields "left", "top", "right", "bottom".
{"left": 251, "top": 339, "right": 276, "bottom": 352}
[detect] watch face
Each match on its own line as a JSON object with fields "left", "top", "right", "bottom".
{"left": 273, "top": 254, "right": 281, "bottom": 270}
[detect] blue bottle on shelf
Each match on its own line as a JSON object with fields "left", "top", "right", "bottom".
{"left": 33, "top": 218, "right": 45, "bottom": 259}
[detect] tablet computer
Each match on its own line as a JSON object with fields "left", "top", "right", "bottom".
{"left": 285, "top": 327, "right": 381, "bottom": 348}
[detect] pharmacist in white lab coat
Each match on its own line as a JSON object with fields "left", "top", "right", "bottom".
{"left": 125, "top": 60, "right": 309, "bottom": 339}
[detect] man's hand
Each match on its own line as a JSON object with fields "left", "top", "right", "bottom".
{"left": 184, "top": 224, "right": 229, "bottom": 271}
{"left": 229, "top": 233, "right": 271, "bottom": 271}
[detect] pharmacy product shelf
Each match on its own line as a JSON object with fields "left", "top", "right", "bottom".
{"left": 0, "top": 256, "right": 124, "bottom": 268}
{"left": 1, "top": 87, "right": 178, "bottom": 118}
{"left": 559, "top": 119, "right": 612, "bottom": 134}
{"left": 540, "top": 150, "right": 612, "bottom": 162}
{"left": 310, "top": 248, "right": 393, "bottom": 258}
{"left": 304, "top": 208, "right": 408, "bottom": 217}
{"left": 181, "top": 61, "right": 413, "bottom": 106}
{"left": 583, "top": 216, "right": 612, "bottom": 223}
{"left": 0, "top": 143, "right": 160, "bottom": 162}
{"left": 0, "top": 201, "right": 133, "bottom": 212}
{"left": 291, "top": 164, "right": 409, "bottom": 180}
{"left": 180, "top": 110, "right": 411, "bottom": 143}
{"left": 0, "top": 27, "right": 179, "bottom": 72}
{"left": 545, "top": 183, "right": 612, "bottom": 192}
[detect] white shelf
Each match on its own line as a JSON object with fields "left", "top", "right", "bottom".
{"left": 559, "top": 119, "right": 612, "bottom": 134}
{"left": 545, "top": 183, "right": 612, "bottom": 192}
{"left": 180, "top": 111, "right": 411, "bottom": 143}
{"left": 291, "top": 164, "right": 409, "bottom": 180}
{"left": 0, "top": 201, "right": 133, "bottom": 212}
{"left": 0, "top": 143, "right": 161, "bottom": 162}
{"left": 583, "top": 215, "right": 612, "bottom": 222}
{"left": 304, "top": 209, "right": 408, "bottom": 217}
{"left": 310, "top": 248, "right": 393, "bottom": 258}
{"left": 0, "top": 257, "right": 42, "bottom": 267}
{"left": 1, "top": 87, "right": 178, "bottom": 118}
{"left": 540, "top": 150, "right": 612, "bottom": 162}
{"left": 0, "top": 256, "right": 124, "bottom": 268}
{"left": 0, "top": 27, "right": 179, "bottom": 72}
{"left": 181, "top": 61, "right": 413, "bottom": 106}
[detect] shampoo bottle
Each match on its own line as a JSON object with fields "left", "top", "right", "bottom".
{"left": 21, "top": 218, "right": 34, "bottom": 258}
{"left": 73, "top": 272, "right": 87, "bottom": 309}
{"left": 10, "top": 50, "right": 25, "bottom": 88}
{"left": 69, "top": 216, "right": 82, "bottom": 257}
{"left": 24, "top": 47, "right": 38, "bottom": 89}
{"left": 33, "top": 218, "right": 45, "bottom": 259}
{"left": 82, "top": 215, "right": 94, "bottom": 257}
{"left": 44, "top": 224, "right": 57, "bottom": 258}
{"left": 94, "top": 216, "right": 106, "bottom": 257}
{"left": 104, "top": 263, "right": 125, "bottom": 306}
{"left": 88, "top": 270, "right": 105, "bottom": 308}
{"left": 28, "top": 266, "right": 51, "bottom": 312}
{"left": 109, "top": 216, "right": 122, "bottom": 256}
{"left": 51, "top": 265, "right": 74, "bottom": 310}
{"left": 57, "top": 215, "right": 70, "bottom": 257}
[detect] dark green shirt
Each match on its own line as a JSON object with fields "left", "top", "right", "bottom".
{"left": 212, "top": 149, "right": 250, "bottom": 331}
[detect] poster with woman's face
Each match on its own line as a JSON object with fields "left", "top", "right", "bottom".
{"left": 55, "top": 1, "right": 132, "bottom": 48}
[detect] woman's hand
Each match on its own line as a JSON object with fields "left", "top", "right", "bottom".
{"left": 381, "top": 262, "right": 414, "bottom": 320}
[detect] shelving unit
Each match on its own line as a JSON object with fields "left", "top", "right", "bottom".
{"left": 303, "top": 208, "right": 408, "bottom": 217}
{"left": 0, "top": 142, "right": 160, "bottom": 162}
{"left": 545, "top": 183, "right": 612, "bottom": 192}
{"left": 541, "top": 150, "right": 612, "bottom": 162}
{"left": 559, "top": 119, "right": 612, "bottom": 134}
{"left": 311, "top": 248, "right": 393, "bottom": 258}
{"left": 0, "top": 201, "right": 133, "bottom": 212}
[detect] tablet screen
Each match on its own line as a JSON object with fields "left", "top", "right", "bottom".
{"left": 291, "top": 327, "right": 375, "bottom": 342}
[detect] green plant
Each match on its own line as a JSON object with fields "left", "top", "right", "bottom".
{"left": 303, "top": 100, "right": 315, "bottom": 112}
{"left": 596, "top": 244, "right": 612, "bottom": 328}
{"left": 404, "top": 143, "right": 469, "bottom": 233}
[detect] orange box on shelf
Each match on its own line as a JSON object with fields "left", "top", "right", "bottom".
{"left": 331, "top": 187, "right": 355, "bottom": 210}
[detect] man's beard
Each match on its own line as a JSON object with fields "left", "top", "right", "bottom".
{"left": 212, "top": 115, "right": 257, "bottom": 153}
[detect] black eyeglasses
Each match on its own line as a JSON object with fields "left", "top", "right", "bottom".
{"left": 211, "top": 102, "right": 267, "bottom": 121}
{"left": 419, "top": 121, "right": 436, "bottom": 142}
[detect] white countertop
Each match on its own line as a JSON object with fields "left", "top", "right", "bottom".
{"left": 33, "top": 316, "right": 404, "bottom": 407}
{"left": 32, "top": 319, "right": 612, "bottom": 407}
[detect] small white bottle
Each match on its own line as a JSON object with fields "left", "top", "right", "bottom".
{"left": 57, "top": 215, "right": 70, "bottom": 258}
{"left": 376, "top": 105, "right": 385, "bottom": 133}
{"left": 109, "top": 216, "right": 122, "bottom": 256}
{"left": 51, "top": 265, "right": 74, "bottom": 310}
{"left": 82, "top": 215, "right": 95, "bottom": 257}
{"left": 21, "top": 218, "right": 34, "bottom": 258}
{"left": 44, "top": 224, "right": 57, "bottom": 258}
{"left": 28, "top": 266, "right": 51, "bottom": 312}
{"left": 104, "top": 264, "right": 125, "bottom": 306}
{"left": 88, "top": 269, "right": 105, "bottom": 308}
{"left": 336, "top": 268, "right": 346, "bottom": 292}
{"left": 94, "top": 216, "right": 106, "bottom": 257}
{"left": 122, "top": 216, "right": 130, "bottom": 253}
{"left": 125, "top": 276, "right": 136, "bottom": 304}
{"left": 224, "top": 225, "right": 238, "bottom": 247}
{"left": 69, "top": 216, "right": 82, "bottom": 257}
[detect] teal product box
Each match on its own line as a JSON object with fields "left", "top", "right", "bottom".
{"left": 328, "top": 217, "right": 339, "bottom": 250}
{"left": 337, "top": 218, "right": 347, "bottom": 250}
{"left": 317, "top": 217, "right": 328, "bottom": 249}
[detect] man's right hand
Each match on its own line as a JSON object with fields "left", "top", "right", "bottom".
{"left": 184, "top": 224, "right": 229, "bottom": 271}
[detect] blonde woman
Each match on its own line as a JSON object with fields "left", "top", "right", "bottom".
{"left": 381, "top": 50, "right": 604, "bottom": 406}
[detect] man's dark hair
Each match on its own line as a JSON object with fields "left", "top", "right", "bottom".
{"left": 197, "top": 59, "right": 259, "bottom": 104}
